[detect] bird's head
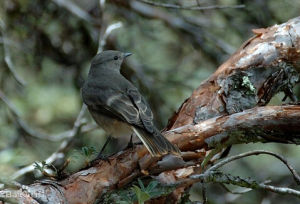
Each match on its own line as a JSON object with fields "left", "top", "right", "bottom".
{"left": 91, "top": 50, "right": 132, "bottom": 70}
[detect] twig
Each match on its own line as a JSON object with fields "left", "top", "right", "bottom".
{"left": 52, "top": 0, "right": 96, "bottom": 23}
{"left": 0, "top": 88, "right": 62, "bottom": 141}
{"left": 0, "top": 19, "right": 26, "bottom": 86}
{"left": 191, "top": 172, "right": 300, "bottom": 198}
{"left": 96, "top": 0, "right": 122, "bottom": 54}
{"left": 0, "top": 37, "right": 20, "bottom": 49}
{"left": 99, "top": 0, "right": 106, "bottom": 12}
{"left": 206, "top": 150, "right": 300, "bottom": 185}
{"left": 0, "top": 89, "right": 96, "bottom": 142}
{"left": 97, "top": 22, "right": 123, "bottom": 53}
{"left": 219, "top": 183, "right": 252, "bottom": 194}
{"left": 136, "top": 0, "right": 245, "bottom": 11}
{"left": 10, "top": 105, "right": 87, "bottom": 180}
{"left": 172, "top": 150, "right": 300, "bottom": 199}
{"left": 126, "top": 0, "right": 235, "bottom": 63}
{"left": 201, "top": 182, "right": 207, "bottom": 204}
{"left": 0, "top": 179, "right": 22, "bottom": 190}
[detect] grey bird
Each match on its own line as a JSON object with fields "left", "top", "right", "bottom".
{"left": 82, "top": 50, "right": 180, "bottom": 157}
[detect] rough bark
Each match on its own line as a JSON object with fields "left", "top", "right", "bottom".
{"left": 2, "top": 16, "right": 300, "bottom": 204}
{"left": 166, "top": 17, "right": 300, "bottom": 129}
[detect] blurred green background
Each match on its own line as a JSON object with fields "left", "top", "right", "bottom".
{"left": 0, "top": 0, "right": 300, "bottom": 203}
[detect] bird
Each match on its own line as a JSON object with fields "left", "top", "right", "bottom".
{"left": 82, "top": 50, "right": 181, "bottom": 157}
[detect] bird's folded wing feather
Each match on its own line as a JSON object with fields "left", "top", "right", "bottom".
{"left": 86, "top": 88, "right": 154, "bottom": 132}
{"left": 126, "top": 88, "right": 154, "bottom": 133}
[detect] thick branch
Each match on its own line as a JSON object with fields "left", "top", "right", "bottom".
{"left": 167, "top": 105, "right": 300, "bottom": 151}
{"left": 3, "top": 105, "right": 300, "bottom": 203}
{"left": 166, "top": 16, "right": 300, "bottom": 129}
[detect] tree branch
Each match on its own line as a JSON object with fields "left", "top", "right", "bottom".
{"left": 97, "top": 22, "right": 123, "bottom": 53}
{"left": 0, "top": 19, "right": 26, "bottom": 86}
{"left": 0, "top": 89, "right": 95, "bottom": 142}
{"left": 10, "top": 105, "right": 87, "bottom": 180}
{"left": 52, "top": 0, "right": 97, "bottom": 24}
{"left": 191, "top": 171, "right": 300, "bottom": 198}
{"left": 206, "top": 150, "right": 300, "bottom": 185}
{"left": 136, "top": 0, "right": 245, "bottom": 11}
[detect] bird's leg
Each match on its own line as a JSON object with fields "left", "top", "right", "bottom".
{"left": 126, "top": 134, "right": 134, "bottom": 149}
{"left": 93, "top": 135, "right": 112, "bottom": 163}
{"left": 126, "top": 134, "right": 142, "bottom": 149}
{"left": 283, "top": 87, "right": 298, "bottom": 104}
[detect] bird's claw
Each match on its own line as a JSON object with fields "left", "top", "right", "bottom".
{"left": 91, "top": 153, "right": 111, "bottom": 165}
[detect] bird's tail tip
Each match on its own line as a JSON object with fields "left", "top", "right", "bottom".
{"left": 133, "top": 127, "right": 181, "bottom": 157}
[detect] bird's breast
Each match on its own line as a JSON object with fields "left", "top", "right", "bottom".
{"left": 90, "top": 110, "right": 132, "bottom": 139}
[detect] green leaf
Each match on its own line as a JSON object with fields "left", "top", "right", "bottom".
{"left": 81, "top": 146, "right": 96, "bottom": 157}
{"left": 132, "top": 185, "right": 150, "bottom": 204}
{"left": 82, "top": 146, "right": 88, "bottom": 156}
{"left": 119, "top": 190, "right": 134, "bottom": 203}
{"left": 145, "top": 180, "right": 158, "bottom": 192}
{"left": 119, "top": 201, "right": 131, "bottom": 204}
{"left": 138, "top": 178, "right": 146, "bottom": 191}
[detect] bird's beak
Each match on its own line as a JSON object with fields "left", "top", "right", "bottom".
{"left": 124, "top": 52, "right": 132, "bottom": 58}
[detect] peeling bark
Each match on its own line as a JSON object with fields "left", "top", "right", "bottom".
{"left": 166, "top": 17, "right": 300, "bottom": 129}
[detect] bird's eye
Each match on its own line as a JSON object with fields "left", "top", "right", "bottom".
{"left": 114, "top": 56, "right": 118, "bottom": 60}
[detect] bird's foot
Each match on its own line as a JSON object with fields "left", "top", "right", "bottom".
{"left": 126, "top": 134, "right": 135, "bottom": 150}
{"left": 126, "top": 134, "right": 143, "bottom": 151}
{"left": 282, "top": 87, "right": 298, "bottom": 103}
{"left": 91, "top": 135, "right": 113, "bottom": 165}
{"left": 91, "top": 152, "right": 111, "bottom": 165}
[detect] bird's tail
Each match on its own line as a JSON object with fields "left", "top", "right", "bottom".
{"left": 132, "top": 127, "right": 181, "bottom": 157}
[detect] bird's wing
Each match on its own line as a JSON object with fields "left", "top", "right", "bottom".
{"left": 86, "top": 87, "right": 154, "bottom": 131}
{"left": 126, "top": 88, "right": 181, "bottom": 156}
{"left": 126, "top": 88, "right": 154, "bottom": 133}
